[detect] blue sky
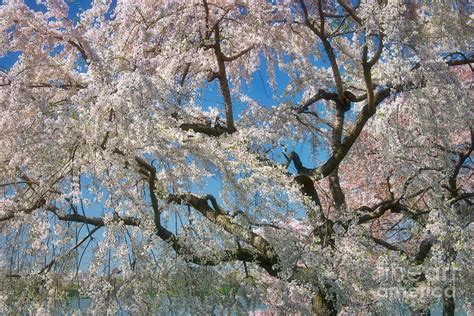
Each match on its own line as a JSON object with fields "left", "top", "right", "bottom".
{"left": 0, "top": 0, "right": 326, "bottom": 237}
{"left": 0, "top": 0, "right": 316, "bottom": 163}
{"left": 0, "top": 3, "right": 468, "bottom": 314}
{"left": 0, "top": 0, "right": 327, "bottom": 260}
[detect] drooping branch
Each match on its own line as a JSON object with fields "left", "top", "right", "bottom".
{"left": 49, "top": 203, "right": 279, "bottom": 276}
{"left": 166, "top": 193, "right": 277, "bottom": 262}
{"left": 39, "top": 224, "right": 103, "bottom": 274}
{"left": 109, "top": 148, "right": 281, "bottom": 274}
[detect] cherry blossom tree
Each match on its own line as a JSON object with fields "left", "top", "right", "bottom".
{"left": 0, "top": 0, "right": 472, "bottom": 314}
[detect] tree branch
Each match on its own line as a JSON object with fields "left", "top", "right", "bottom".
{"left": 371, "top": 236, "right": 406, "bottom": 255}
{"left": 49, "top": 204, "right": 279, "bottom": 276}
{"left": 222, "top": 45, "right": 254, "bottom": 62}
{"left": 336, "top": 0, "right": 362, "bottom": 25}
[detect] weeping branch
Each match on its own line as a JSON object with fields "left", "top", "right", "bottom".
{"left": 166, "top": 193, "right": 278, "bottom": 262}
{"left": 49, "top": 203, "right": 279, "bottom": 276}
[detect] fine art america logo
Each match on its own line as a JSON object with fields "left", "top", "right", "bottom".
{"left": 373, "top": 263, "right": 459, "bottom": 301}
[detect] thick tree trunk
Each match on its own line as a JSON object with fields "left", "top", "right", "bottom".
{"left": 442, "top": 246, "right": 456, "bottom": 316}
{"left": 442, "top": 288, "right": 455, "bottom": 316}
{"left": 311, "top": 289, "right": 337, "bottom": 316}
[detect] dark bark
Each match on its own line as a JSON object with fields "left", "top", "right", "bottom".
{"left": 311, "top": 288, "right": 337, "bottom": 316}
{"left": 443, "top": 288, "right": 455, "bottom": 316}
